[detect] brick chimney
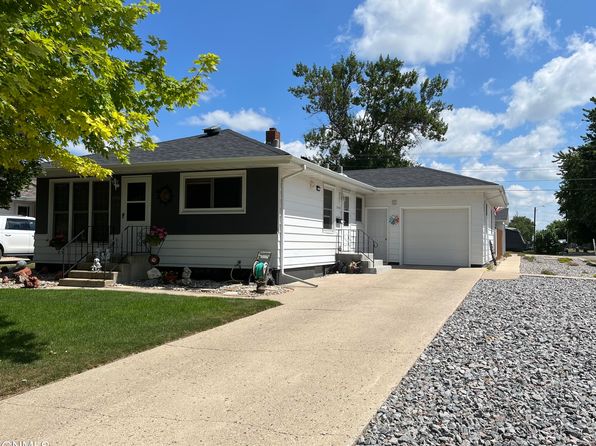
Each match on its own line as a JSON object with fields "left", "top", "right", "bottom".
{"left": 265, "top": 128, "right": 280, "bottom": 148}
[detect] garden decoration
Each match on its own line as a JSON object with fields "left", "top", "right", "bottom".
{"left": 91, "top": 258, "right": 102, "bottom": 272}
{"left": 49, "top": 233, "right": 67, "bottom": 250}
{"left": 145, "top": 226, "right": 168, "bottom": 266}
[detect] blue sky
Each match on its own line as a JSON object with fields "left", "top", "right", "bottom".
{"left": 126, "top": 0, "right": 595, "bottom": 228}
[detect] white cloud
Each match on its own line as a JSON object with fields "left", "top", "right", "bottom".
{"left": 200, "top": 84, "right": 225, "bottom": 103}
{"left": 413, "top": 107, "right": 500, "bottom": 159}
{"left": 428, "top": 160, "right": 456, "bottom": 173}
{"left": 496, "top": 0, "right": 553, "bottom": 56}
{"left": 504, "top": 36, "right": 596, "bottom": 127}
{"left": 280, "top": 140, "right": 320, "bottom": 159}
{"left": 345, "top": 0, "right": 550, "bottom": 64}
{"left": 494, "top": 122, "right": 563, "bottom": 179}
{"left": 183, "top": 108, "right": 274, "bottom": 132}
{"left": 481, "top": 78, "right": 504, "bottom": 96}
{"left": 506, "top": 184, "right": 560, "bottom": 229}
{"left": 460, "top": 160, "right": 508, "bottom": 183}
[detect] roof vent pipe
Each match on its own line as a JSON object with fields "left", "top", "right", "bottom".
{"left": 339, "top": 165, "right": 344, "bottom": 174}
{"left": 203, "top": 126, "right": 221, "bottom": 136}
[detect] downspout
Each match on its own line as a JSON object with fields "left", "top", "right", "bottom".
{"left": 279, "top": 164, "right": 318, "bottom": 287}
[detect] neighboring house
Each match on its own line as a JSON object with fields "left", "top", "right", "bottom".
{"left": 34, "top": 127, "right": 508, "bottom": 282}
{"left": 0, "top": 182, "right": 36, "bottom": 217}
{"left": 506, "top": 227, "right": 528, "bottom": 252}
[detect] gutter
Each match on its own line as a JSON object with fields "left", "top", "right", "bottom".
{"left": 278, "top": 164, "right": 318, "bottom": 287}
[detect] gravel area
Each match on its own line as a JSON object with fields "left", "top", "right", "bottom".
{"left": 117, "top": 278, "right": 291, "bottom": 297}
{"left": 520, "top": 255, "right": 596, "bottom": 278}
{"left": 358, "top": 276, "right": 596, "bottom": 445}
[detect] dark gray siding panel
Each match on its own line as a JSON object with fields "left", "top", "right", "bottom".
{"left": 151, "top": 167, "right": 278, "bottom": 235}
{"left": 36, "top": 178, "right": 49, "bottom": 234}
{"left": 110, "top": 175, "right": 121, "bottom": 234}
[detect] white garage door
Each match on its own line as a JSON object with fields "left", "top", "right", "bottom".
{"left": 402, "top": 208, "right": 469, "bottom": 267}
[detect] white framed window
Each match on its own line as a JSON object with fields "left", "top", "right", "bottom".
{"left": 179, "top": 170, "right": 246, "bottom": 214}
{"left": 343, "top": 195, "right": 350, "bottom": 226}
{"left": 355, "top": 196, "right": 363, "bottom": 222}
{"left": 323, "top": 186, "right": 334, "bottom": 230}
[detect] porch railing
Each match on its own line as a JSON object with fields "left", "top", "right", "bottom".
{"left": 60, "top": 225, "right": 151, "bottom": 279}
{"left": 336, "top": 228, "right": 377, "bottom": 263}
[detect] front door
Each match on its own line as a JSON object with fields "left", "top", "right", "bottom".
{"left": 366, "top": 208, "right": 388, "bottom": 262}
{"left": 121, "top": 176, "right": 152, "bottom": 229}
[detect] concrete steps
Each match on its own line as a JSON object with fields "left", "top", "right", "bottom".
{"left": 59, "top": 269, "right": 118, "bottom": 288}
{"left": 336, "top": 252, "right": 392, "bottom": 274}
{"left": 59, "top": 277, "right": 115, "bottom": 287}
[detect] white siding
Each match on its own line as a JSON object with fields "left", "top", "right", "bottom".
{"left": 364, "top": 191, "right": 486, "bottom": 265}
{"left": 35, "top": 233, "right": 278, "bottom": 270}
{"left": 282, "top": 174, "right": 361, "bottom": 269}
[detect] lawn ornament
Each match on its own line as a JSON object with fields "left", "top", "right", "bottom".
{"left": 180, "top": 267, "right": 192, "bottom": 286}
{"left": 147, "top": 267, "right": 161, "bottom": 279}
{"left": 91, "top": 258, "right": 102, "bottom": 272}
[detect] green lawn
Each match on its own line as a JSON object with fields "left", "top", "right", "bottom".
{"left": 0, "top": 289, "right": 280, "bottom": 398}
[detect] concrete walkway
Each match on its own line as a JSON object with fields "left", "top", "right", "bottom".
{"left": 0, "top": 268, "right": 482, "bottom": 445}
{"left": 482, "top": 254, "right": 521, "bottom": 280}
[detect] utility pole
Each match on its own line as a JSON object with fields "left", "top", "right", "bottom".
{"left": 533, "top": 206, "right": 537, "bottom": 246}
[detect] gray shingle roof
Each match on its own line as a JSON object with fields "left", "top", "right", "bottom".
{"left": 77, "top": 129, "right": 290, "bottom": 167}
{"left": 345, "top": 167, "right": 498, "bottom": 188}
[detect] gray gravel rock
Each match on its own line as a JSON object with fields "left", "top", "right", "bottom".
{"left": 357, "top": 276, "right": 596, "bottom": 445}
{"left": 520, "top": 255, "right": 596, "bottom": 277}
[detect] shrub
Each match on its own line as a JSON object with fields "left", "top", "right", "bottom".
{"left": 541, "top": 269, "right": 556, "bottom": 275}
{"left": 534, "top": 230, "right": 562, "bottom": 255}
{"left": 558, "top": 257, "right": 573, "bottom": 263}
{"left": 522, "top": 255, "right": 535, "bottom": 262}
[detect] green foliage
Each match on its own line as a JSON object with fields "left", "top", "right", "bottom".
{"left": 509, "top": 215, "right": 534, "bottom": 242}
{"left": 534, "top": 230, "right": 562, "bottom": 255}
{"left": 0, "top": 0, "right": 219, "bottom": 179}
{"left": 557, "top": 257, "right": 573, "bottom": 263}
{"left": 0, "top": 161, "right": 40, "bottom": 208}
{"left": 289, "top": 53, "right": 451, "bottom": 169}
{"left": 522, "top": 254, "right": 535, "bottom": 262}
{"left": 541, "top": 269, "right": 556, "bottom": 275}
{"left": 555, "top": 98, "right": 596, "bottom": 243}
{"left": 546, "top": 220, "right": 568, "bottom": 241}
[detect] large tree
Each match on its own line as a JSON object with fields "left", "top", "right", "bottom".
{"left": 289, "top": 53, "right": 450, "bottom": 169}
{"left": 0, "top": 0, "right": 218, "bottom": 179}
{"left": 0, "top": 161, "right": 40, "bottom": 209}
{"left": 555, "top": 98, "right": 596, "bottom": 243}
{"left": 545, "top": 219, "right": 568, "bottom": 241}
{"left": 509, "top": 215, "right": 534, "bottom": 242}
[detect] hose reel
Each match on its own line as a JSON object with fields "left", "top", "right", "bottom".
{"left": 252, "top": 250, "right": 273, "bottom": 293}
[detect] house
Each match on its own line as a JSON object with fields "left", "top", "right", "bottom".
{"left": 34, "top": 127, "right": 508, "bottom": 283}
{"left": 0, "top": 182, "right": 36, "bottom": 217}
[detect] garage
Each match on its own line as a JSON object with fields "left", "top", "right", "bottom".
{"left": 402, "top": 208, "right": 469, "bottom": 267}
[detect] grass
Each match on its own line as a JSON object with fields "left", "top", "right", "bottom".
{"left": 522, "top": 255, "right": 536, "bottom": 262}
{"left": 541, "top": 269, "right": 556, "bottom": 275}
{"left": 0, "top": 289, "right": 280, "bottom": 398}
{"left": 557, "top": 257, "right": 573, "bottom": 263}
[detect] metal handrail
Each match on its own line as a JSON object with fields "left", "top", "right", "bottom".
{"left": 336, "top": 228, "right": 378, "bottom": 263}
{"left": 60, "top": 228, "right": 89, "bottom": 278}
{"left": 60, "top": 225, "right": 152, "bottom": 280}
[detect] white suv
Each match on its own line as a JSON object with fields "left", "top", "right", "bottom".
{"left": 0, "top": 216, "right": 36, "bottom": 259}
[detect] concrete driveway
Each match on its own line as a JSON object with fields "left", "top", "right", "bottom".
{"left": 0, "top": 267, "right": 482, "bottom": 445}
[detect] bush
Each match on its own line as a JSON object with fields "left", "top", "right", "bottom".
{"left": 534, "top": 230, "right": 562, "bottom": 255}
{"left": 541, "top": 269, "right": 556, "bottom": 275}
{"left": 522, "top": 255, "right": 535, "bottom": 262}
